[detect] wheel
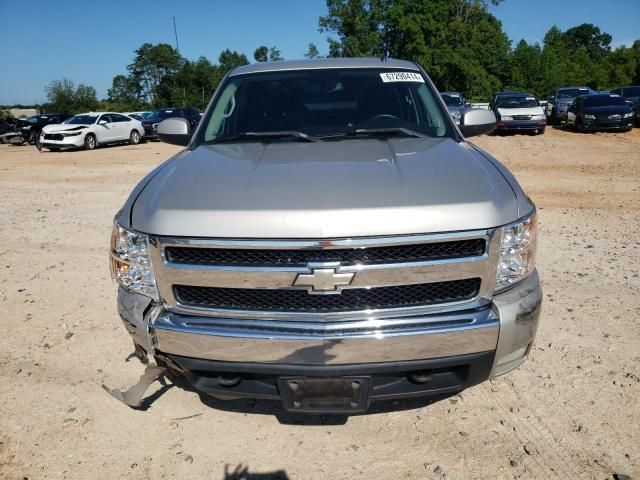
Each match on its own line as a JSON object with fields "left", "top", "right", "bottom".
{"left": 84, "top": 133, "right": 96, "bottom": 150}
{"left": 129, "top": 130, "right": 141, "bottom": 145}
{"left": 538, "top": 128, "right": 545, "bottom": 135}
{"left": 34, "top": 133, "right": 42, "bottom": 151}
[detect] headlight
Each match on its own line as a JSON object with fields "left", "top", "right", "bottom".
{"left": 110, "top": 222, "right": 159, "bottom": 300}
{"left": 531, "top": 114, "right": 545, "bottom": 120}
{"left": 583, "top": 114, "right": 596, "bottom": 120}
{"left": 62, "top": 132, "right": 81, "bottom": 137}
{"left": 623, "top": 112, "right": 634, "bottom": 118}
{"left": 496, "top": 212, "right": 537, "bottom": 290}
{"left": 500, "top": 115, "right": 513, "bottom": 121}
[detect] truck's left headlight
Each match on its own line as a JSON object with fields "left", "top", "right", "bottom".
{"left": 496, "top": 212, "right": 536, "bottom": 291}
{"left": 110, "top": 223, "right": 159, "bottom": 300}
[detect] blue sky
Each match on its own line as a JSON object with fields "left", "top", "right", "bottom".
{"left": 1, "top": 0, "right": 638, "bottom": 105}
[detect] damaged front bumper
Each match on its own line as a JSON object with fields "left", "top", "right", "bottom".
{"left": 115, "top": 271, "right": 541, "bottom": 408}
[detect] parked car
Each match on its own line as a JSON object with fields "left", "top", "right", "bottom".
{"left": 126, "top": 111, "right": 154, "bottom": 120}
{"left": 548, "top": 87, "right": 596, "bottom": 125}
{"left": 108, "top": 58, "right": 541, "bottom": 414}
{"left": 0, "top": 117, "right": 27, "bottom": 143}
{"left": 0, "top": 113, "right": 71, "bottom": 147}
{"left": 440, "top": 91, "right": 468, "bottom": 125}
{"left": 610, "top": 86, "right": 640, "bottom": 124}
{"left": 565, "top": 93, "right": 634, "bottom": 132}
{"left": 40, "top": 112, "right": 144, "bottom": 151}
{"left": 491, "top": 92, "right": 546, "bottom": 134}
{"left": 141, "top": 107, "right": 200, "bottom": 139}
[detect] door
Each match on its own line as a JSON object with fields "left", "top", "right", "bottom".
{"left": 96, "top": 114, "right": 115, "bottom": 142}
{"left": 566, "top": 101, "right": 577, "bottom": 125}
{"left": 110, "top": 114, "right": 132, "bottom": 141}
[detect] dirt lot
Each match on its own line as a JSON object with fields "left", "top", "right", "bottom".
{"left": 1, "top": 128, "right": 639, "bottom": 480}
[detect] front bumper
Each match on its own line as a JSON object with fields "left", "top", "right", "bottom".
{"left": 117, "top": 270, "right": 541, "bottom": 405}
{"left": 496, "top": 120, "right": 546, "bottom": 131}
{"left": 41, "top": 135, "right": 84, "bottom": 149}
{"left": 580, "top": 119, "right": 634, "bottom": 131}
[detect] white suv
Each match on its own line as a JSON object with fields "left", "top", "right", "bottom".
{"left": 40, "top": 112, "right": 144, "bottom": 151}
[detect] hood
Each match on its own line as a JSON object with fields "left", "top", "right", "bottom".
{"left": 42, "top": 124, "right": 90, "bottom": 133}
{"left": 446, "top": 105, "right": 465, "bottom": 116}
{"left": 497, "top": 106, "right": 544, "bottom": 117}
{"left": 131, "top": 138, "right": 519, "bottom": 238}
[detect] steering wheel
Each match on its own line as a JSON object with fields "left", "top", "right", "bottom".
{"left": 364, "top": 114, "right": 401, "bottom": 122}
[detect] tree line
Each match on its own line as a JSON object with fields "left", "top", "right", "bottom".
{"left": 14, "top": 0, "right": 640, "bottom": 114}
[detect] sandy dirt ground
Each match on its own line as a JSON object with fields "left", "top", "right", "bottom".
{"left": 1, "top": 127, "right": 639, "bottom": 480}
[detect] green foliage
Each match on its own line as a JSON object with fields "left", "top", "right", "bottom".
{"left": 36, "top": 13, "right": 639, "bottom": 115}
{"left": 254, "top": 46, "right": 269, "bottom": 62}
{"left": 254, "top": 45, "right": 284, "bottom": 62}
{"left": 304, "top": 43, "right": 321, "bottom": 59}
{"left": 127, "top": 43, "right": 183, "bottom": 105}
{"left": 45, "top": 78, "right": 98, "bottom": 113}
{"left": 320, "top": 2, "right": 639, "bottom": 100}
{"left": 269, "top": 46, "right": 283, "bottom": 61}
{"left": 320, "top": 0, "right": 509, "bottom": 99}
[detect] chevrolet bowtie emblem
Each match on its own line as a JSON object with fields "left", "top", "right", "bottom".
{"left": 293, "top": 267, "right": 355, "bottom": 294}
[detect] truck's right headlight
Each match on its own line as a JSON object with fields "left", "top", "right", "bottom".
{"left": 110, "top": 222, "right": 159, "bottom": 301}
{"left": 496, "top": 212, "right": 537, "bottom": 290}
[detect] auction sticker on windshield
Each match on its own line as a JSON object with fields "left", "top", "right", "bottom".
{"left": 380, "top": 72, "right": 424, "bottom": 83}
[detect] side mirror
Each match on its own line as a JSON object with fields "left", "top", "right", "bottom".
{"left": 460, "top": 109, "right": 496, "bottom": 137}
{"left": 625, "top": 100, "right": 634, "bottom": 106}
{"left": 98, "top": 120, "right": 108, "bottom": 125}
{"left": 157, "top": 117, "right": 191, "bottom": 146}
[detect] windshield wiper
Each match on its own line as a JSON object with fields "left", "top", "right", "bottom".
{"left": 319, "top": 127, "right": 427, "bottom": 140}
{"left": 208, "top": 130, "right": 321, "bottom": 144}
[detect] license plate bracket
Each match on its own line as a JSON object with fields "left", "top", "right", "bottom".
{"left": 278, "top": 376, "right": 372, "bottom": 413}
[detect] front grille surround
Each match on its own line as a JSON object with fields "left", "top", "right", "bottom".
{"left": 150, "top": 229, "right": 500, "bottom": 321}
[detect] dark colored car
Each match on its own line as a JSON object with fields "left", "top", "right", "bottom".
{"left": 548, "top": 87, "right": 596, "bottom": 125}
{"left": 141, "top": 107, "right": 201, "bottom": 139}
{"left": 23, "top": 113, "right": 71, "bottom": 148}
{"left": 610, "top": 86, "right": 640, "bottom": 124}
{"left": 491, "top": 92, "right": 546, "bottom": 135}
{"left": 565, "top": 94, "right": 634, "bottom": 132}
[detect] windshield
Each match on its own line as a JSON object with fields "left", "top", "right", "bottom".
{"left": 26, "top": 115, "right": 47, "bottom": 124}
{"left": 197, "top": 68, "right": 453, "bottom": 144}
{"left": 496, "top": 96, "right": 539, "bottom": 108}
{"left": 148, "top": 109, "right": 177, "bottom": 121}
{"left": 557, "top": 88, "right": 592, "bottom": 99}
{"left": 583, "top": 95, "right": 627, "bottom": 107}
{"left": 441, "top": 94, "right": 463, "bottom": 106}
{"left": 65, "top": 115, "right": 98, "bottom": 125}
{"left": 623, "top": 87, "right": 640, "bottom": 97}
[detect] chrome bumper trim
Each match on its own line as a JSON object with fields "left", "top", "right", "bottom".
{"left": 151, "top": 308, "right": 499, "bottom": 364}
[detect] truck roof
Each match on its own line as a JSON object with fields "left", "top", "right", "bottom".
{"left": 230, "top": 58, "right": 420, "bottom": 76}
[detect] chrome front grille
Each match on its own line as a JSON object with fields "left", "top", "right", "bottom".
{"left": 150, "top": 230, "right": 500, "bottom": 321}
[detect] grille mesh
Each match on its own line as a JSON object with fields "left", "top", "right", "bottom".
{"left": 165, "top": 239, "right": 485, "bottom": 267}
{"left": 174, "top": 278, "right": 481, "bottom": 312}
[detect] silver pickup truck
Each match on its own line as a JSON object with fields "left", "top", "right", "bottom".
{"left": 110, "top": 58, "right": 541, "bottom": 414}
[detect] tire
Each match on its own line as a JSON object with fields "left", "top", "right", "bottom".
{"left": 129, "top": 129, "right": 141, "bottom": 145}
{"left": 34, "top": 133, "right": 42, "bottom": 151}
{"left": 84, "top": 133, "right": 96, "bottom": 150}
